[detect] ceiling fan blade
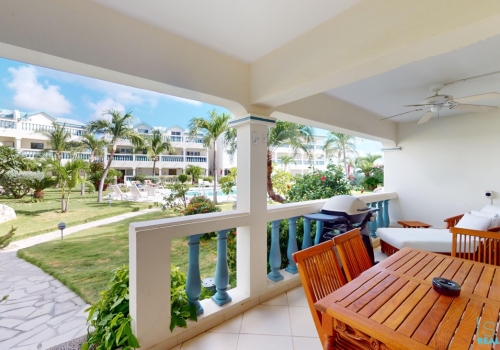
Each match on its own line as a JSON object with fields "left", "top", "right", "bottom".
{"left": 403, "top": 104, "right": 429, "bottom": 107}
{"left": 417, "top": 110, "right": 433, "bottom": 124}
{"left": 454, "top": 104, "right": 497, "bottom": 113}
{"left": 380, "top": 109, "right": 423, "bottom": 121}
{"left": 453, "top": 93, "right": 500, "bottom": 104}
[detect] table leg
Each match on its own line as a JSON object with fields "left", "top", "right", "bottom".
{"left": 321, "top": 313, "right": 336, "bottom": 350}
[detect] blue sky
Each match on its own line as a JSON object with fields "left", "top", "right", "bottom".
{"left": 0, "top": 57, "right": 381, "bottom": 156}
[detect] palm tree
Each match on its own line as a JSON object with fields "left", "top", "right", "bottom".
{"left": 188, "top": 109, "right": 232, "bottom": 204}
{"left": 78, "top": 133, "right": 107, "bottom": 163}
{"left": 87, "top": 109, "right": 144, "bottom": 202}
{"left": 38, "top": 122, "right": 72, "bottom": 163}
{"left": 323, "top": 132, "right": 358, "bottom": 175}
{"left": 278, "top": 155, "right": 296, "bottom": 171}
{"left": 76, "top": 133, "right": 107, "bottom": 195}
{"left": 144, "top": 129, "right": 176, "bottom": 178}
{"left": 44, "top": 157, "right": 89, "bottom": 212}
{"left": 355, "top": 153, "right": 382, "bottom": 177}
{"left": 267, "top": 121, "right": 314, "bottom": 203}
{"left": 185, "top": 165, "right": 204, "bottom": 185}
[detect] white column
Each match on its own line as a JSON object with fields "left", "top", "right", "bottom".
{"left": 158, "top": 168, "right": 162, "bottom": 177}
{"left": 230, "top": 114, "right": 275, "bottom": 297}
{"left": 132, "top": 167, "right": 136, "bottom": 176}
{"left": 15, "top": 138, "right": 21, "bottom": 150}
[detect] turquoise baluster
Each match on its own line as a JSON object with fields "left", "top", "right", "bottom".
{"left": 370, "top": 202, "right": 379, "bottom": 237}
{"left": 367, "top": 202, "right": 377, "bottom": 238}
{"left": 377, "top": 201, "right": 384, "bottom": 229}
{"left": 268, "top": 220, "right": 284, "bottom": 282}
{"left": 383, "top": 199, "right": 390, "bottom": 228}
{"left": 186, "top": 234, "right": 203, "bottom": 315}
{"left": 286, "top": 217, "right": 299, "bottom": 274}
{"left": 314, "top": 221, "right": 323, "bottom": 245}
{"left": 302, "top": 218, "right": 312, "bottom": 249}
{"left": 212, "top": 229, "right": 232, "bottom": 306}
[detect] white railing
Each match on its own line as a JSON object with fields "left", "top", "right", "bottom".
{"left": 129, "top": 192, "right": 397, "bottom": 349}
{"left": 20, "top": 149, "right": 91, "bottom": 160}
{"left": 20, "top": 122, "right": 84, "bottom": 136}
{"left": 185, "top": 156, "right": 207, "bottom": 163}
{"left": 0, "top": 120, "right": 16, "bottom": 129}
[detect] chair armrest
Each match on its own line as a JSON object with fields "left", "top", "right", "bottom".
{"left": 487, "top": 226, "right": 500, "bottom": 232}
{"left": 444, "top": 214, "right": 464, "bottom": 229}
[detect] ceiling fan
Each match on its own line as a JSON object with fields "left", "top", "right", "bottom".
{"left": 382, "top": 72, "right": 500, "bottom": 124}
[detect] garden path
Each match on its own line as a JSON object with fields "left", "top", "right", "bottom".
{"left": 0, "top": 208, "right": 159, "bottom": 350}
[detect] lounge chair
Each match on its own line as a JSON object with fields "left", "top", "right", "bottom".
{"left": 109, "top": 185, "right": 134, "bottom": 201}
{"left": 377, "top": 209, "right": 500, "bottom": 256}
{"left": 128, "top": 185, "right": 148, "bottom": 201}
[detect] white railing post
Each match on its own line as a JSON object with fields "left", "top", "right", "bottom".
{"left": 230, "top": 115, "right": 275, "bottom": 296}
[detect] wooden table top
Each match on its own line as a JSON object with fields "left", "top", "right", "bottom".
{"left": 397, "top": 220, "right": 432, "bottom": 228}
{"left": 315, "top": 247, "right": 500, "bottom": 350}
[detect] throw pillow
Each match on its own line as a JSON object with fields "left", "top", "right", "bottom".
{"left": 455, "top": 213, "right": 491, "bottom": 231}
{"left": 471, "top": 210, "right": 499, "bottom": 228}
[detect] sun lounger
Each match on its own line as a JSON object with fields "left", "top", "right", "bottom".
{"left": 110, "top": 185, "right": 134, "bottom": 201}
{"left": 128, "top": 185, "right": 148, "bottom": 201}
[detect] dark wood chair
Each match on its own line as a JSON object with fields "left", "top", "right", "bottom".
{"left": 450, "top": 227, "right": 500, "bottom": 266}
{"left": 333, "top": 229, "right": 373, "bottom": 282}
{"left": 292, "top": 240, "right": 346, "bottom": 347}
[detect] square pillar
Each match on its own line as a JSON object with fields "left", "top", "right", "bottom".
{"left": 230, "top": 115, "right": 276, "bottom": 298}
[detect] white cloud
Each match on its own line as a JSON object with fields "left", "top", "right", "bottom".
{"left": 88, "top": 97, "right": 125, "bottom": 121}
{"left": 7, "top": 66, "right": 72, "bottom": 116}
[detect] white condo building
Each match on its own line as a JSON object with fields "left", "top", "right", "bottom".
{"left": 2, "top": 108, "right": 331, "bottom": 180}
{"left": 0, "top": 109, "right": 209, "bottom": 181}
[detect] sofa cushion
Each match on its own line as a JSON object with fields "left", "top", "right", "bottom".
{"left": 377, "top": 228, "right": 452, "bottom": 253}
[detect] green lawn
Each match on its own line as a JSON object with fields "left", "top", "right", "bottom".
{"left": 18, "top": 202, "right": 234, "bottom": 304}
{"left": 0, "top": 188, "right": 151, "bottom": 241}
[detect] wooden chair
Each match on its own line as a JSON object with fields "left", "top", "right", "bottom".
{"left": 450, "top": 227, "right": 500, "bottom": 266}
{"left": 292, "top": 240, "right": 346, "bottom": 347}
{"left": 333, "top": 229, "right": 373, "bottom": 282}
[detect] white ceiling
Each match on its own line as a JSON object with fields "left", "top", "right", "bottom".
{"left": 325, "top": 35, "right": 500, "bottom": 123}
{"left": 92, "top": 0, "right": 359, "bottom": 63}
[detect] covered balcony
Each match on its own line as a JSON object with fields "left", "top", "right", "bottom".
{"left": 1, "top": 1, "right": 500, "bottom": 349}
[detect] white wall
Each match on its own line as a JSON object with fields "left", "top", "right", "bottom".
{"left": 385, "top": 110, "right": 500, "bottom": 228}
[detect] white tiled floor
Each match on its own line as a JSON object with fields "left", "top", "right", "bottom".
{"left": 173, "top": 247, "right": 388, "bottom": 350}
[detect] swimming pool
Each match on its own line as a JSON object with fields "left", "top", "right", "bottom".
{"left": 186, "top": 187, "right": 237, "bottom": 197}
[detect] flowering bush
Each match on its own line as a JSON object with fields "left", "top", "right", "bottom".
{"left": 286, "top": 164, "right": 352, "bottom": 202}
{"left": 183, "top": 196, "right": 221, "bottom": 239}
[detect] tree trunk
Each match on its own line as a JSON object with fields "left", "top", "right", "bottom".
{"left": 81, "top": 152, "right": 94, "bottom": 196}
{"left": 213, "top": 144, "right": 217, "bottom": 204}
{"left": 267, "top": 150, "right": 285, "bottom": 203}
{"left": 152, "top": 157, "right": 157, "bottom": 179}
{"left": 65, "top": 193, "right": 71, "bottom": 213}
{"left": 98, "top": 148, "right": 115, "bottom": 202}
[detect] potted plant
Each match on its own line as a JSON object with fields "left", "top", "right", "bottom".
{"left": 88, "top": 162, "right": 121, "bottom": 191}
{"left": 29, "top": 175, "right": 57, "bottom": 200}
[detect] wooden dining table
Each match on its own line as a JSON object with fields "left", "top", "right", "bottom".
{"left": 315, "top": 247, "right": 500, "bottom": 349}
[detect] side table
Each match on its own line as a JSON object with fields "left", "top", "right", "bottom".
{"left": 397, "top": 220, "right": 431, "bottom": 228}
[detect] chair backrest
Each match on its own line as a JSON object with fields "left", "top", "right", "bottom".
{"left": 292, "top": 240, "right": 346, "bottom": 345}
{"left": 128, "top": 185, "right": 142, "bottom": 199}
{"left": 450, "top": 227, "right": 500, "bottom": 266}
{"left": 333, "top": 229, "right": 373, "bottom": 282}
{"left": 110, "top": 185, "right": 122, "bottom": 196}
{"left": 146, "top": 186, "right": 156, "bottom": 197}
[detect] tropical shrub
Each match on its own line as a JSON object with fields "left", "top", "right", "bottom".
{"left": 26, "top": 174, "right": 57, "bottom": 200}
{"left": 159, "top": 182, "right": 191, "bottom": 211}
{"left": 0, "top": 145, "right": 36, "bottom": 177}
{"left": 83, "top": 265, "right": 139, "bottom": 350}
{"left": 227, "top": 229, "right": 237, "bottom": 287}
{"left": 131, "top": 174, "right": 146, "bottom": 184}
{"left": 286, "top": 164, "right": 352, "bottom": 202}
{"left": 218, "top": 175, "right": 235, "bottom": 197}
{"left": 271, "top": 167, "right": 294, "bottom": 198}
{"left": 363, "top": 165, "right": 384, "bottom": 190}
{"left": 88, "top": 162, "right": 122, "bottom": 188}
{"left": 183, "top": 196, "right": 221, "bottom": 239}
{"left": 202, "top": 176, "right": 213, "bottom": 183}
{"left": 170, "top": 266, "right": 197, "bottom": 331}
{"left": 178, "top": 174, "right": 189, "bottom": 183}
{"left": 0, "top": 170, "right": 44, "bottom": 199}
{"left": 0, "top": 227, "right": 16, "bottom": 250}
